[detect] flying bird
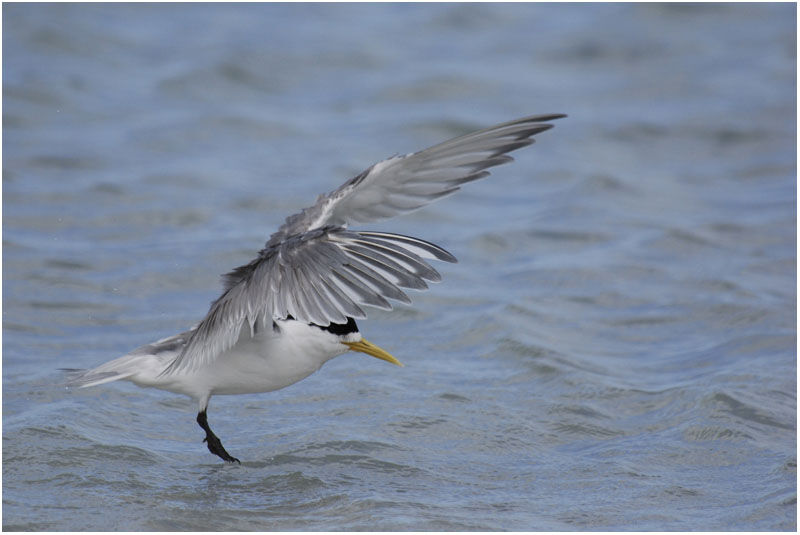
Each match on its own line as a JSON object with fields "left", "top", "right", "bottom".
{"left": 66, "top": 113, "right": 566, "bottom": 463}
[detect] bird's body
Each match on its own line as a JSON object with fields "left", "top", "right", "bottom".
{"left": 73, "top": 319, "right": 351, "bottom": 399}
{"left": 67, "top": 113, "right": 565, "bottom": 463}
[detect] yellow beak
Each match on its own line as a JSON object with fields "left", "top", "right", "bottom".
{"left": 343, "top": 338, "right": 403, "bottom": 367}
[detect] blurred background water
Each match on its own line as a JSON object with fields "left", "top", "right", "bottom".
{"left": 2, "top": 2, "right": 796, "bottom": 531}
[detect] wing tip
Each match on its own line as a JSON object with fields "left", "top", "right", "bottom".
{"left": 526, "top": 113, "right": 567, "bottom": 122}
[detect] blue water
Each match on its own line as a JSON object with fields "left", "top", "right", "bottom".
{"left": 3, "top": 3, "right": 796, "bottom": 531}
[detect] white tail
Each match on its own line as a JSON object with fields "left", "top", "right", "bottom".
{"left": 64, "top": 330, "right": 192, "bottom": 389}
{"left": 65, "top": 354, "right": 155, "bottom": 388}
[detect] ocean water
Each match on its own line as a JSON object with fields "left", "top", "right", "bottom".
{"left": 2, "top": 3, "right": 796, "bottom": 531}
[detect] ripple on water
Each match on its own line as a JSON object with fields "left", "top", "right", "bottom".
{"left": 2, "top": 2, "right": 795, "bottom": 531}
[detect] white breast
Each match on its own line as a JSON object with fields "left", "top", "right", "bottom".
{"left": 176, "top": 319, "right": 354, "bottom": 398}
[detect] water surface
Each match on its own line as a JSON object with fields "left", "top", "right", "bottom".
{"left": 3, "top": 3, "right": 796, "bottom": 531}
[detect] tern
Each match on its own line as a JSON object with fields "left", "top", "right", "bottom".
{"left": 66, "top": 113, "right": 565, "bottom": 463}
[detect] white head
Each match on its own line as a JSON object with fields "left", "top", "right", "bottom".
{"left": 275, "top": 317, "right": 402, "bottom": 367}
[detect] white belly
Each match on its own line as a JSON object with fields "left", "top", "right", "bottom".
{"left": 151, "top": 319, "right": 353, "bottom": 400}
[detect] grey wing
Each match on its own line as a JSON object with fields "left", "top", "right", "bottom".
{"left": 163, "top": 113, "right": 565, "bottom": 375}
{"left": 268, "top": 113, "right": 566, "bottom": 244}
{"left": 164, "top": 228, "right": 455, "bottom": 374}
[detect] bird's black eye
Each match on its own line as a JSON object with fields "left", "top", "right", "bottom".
{"left": 315, "top": 317, "right": 359, "bottom": 336}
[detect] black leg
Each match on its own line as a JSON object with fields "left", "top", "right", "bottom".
{"left": 196, "top": 410, "right": 241, "bottom": 464}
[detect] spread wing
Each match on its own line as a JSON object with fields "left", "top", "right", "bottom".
{"left": 163, "top": 113, "right": 565, "bottom": 374}
{"left": 267, "top": 113, "right": 566, "bottom": 245}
